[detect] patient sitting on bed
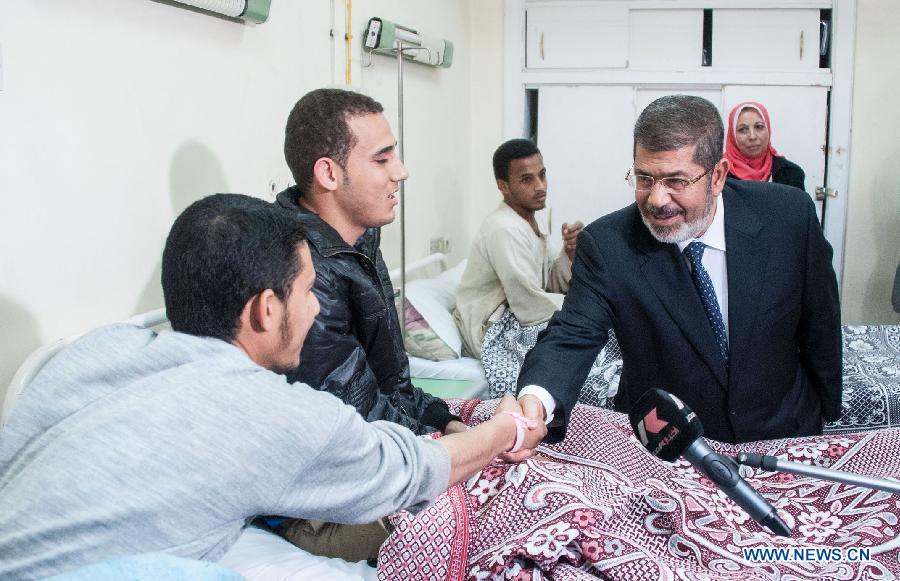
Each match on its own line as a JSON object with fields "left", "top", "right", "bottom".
{"left": 0, "top": 194, "right": 541, "bottom": 579}
{"left": 454, "top": 138, "right": 583, "bottom": 358}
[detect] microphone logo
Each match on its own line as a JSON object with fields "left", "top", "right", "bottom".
{"left": 637, "top": 407, "right": 668, "bottom": 447}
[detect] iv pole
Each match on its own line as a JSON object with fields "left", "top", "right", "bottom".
{"left": 361, "top": 18, "right": 443, "bottom": 332}
{"left": 397, "top": 42, "right": 407, "bottom": 331}
{"left": 393, "top": 40, "right": 431, "bottom": 331}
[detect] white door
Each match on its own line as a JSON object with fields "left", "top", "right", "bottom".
{"left": 722, "top": 85, "right": 828, "bottom": 218}
{"left": 537, "top": 85, "right": 634, "bottom": 256}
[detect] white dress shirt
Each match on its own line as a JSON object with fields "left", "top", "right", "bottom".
{"left": 520, "top": 194, "right": 729, "bottom": 423}
{"left": 678, "top": 193, "right": 729, "bottom": 338}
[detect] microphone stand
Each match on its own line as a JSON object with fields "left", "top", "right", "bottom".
{"left": 689, "top": 444, "right": 791, "bottom": 536}
{"left": 735, "top": 453, "right": 900, "bottom": 495}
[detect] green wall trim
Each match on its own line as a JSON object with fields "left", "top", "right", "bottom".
{"left": 241, "top": 0, "right": 271, "bottom": 24}
{"left": 411, "top": 377, "right": 476, "bottom": 400}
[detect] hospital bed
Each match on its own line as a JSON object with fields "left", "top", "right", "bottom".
{"left": 480, "top": 319, "right": 900, "bottom": 435}
{"left": 388, "top": 253, "right": 488, "bottom": 399}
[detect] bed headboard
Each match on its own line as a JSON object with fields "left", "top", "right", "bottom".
{"left": 387, "top": 252, "right": 448, "bottom": 285}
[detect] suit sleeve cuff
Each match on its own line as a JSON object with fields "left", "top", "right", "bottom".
{"left": 518, "top": 385, "right": 557, "bottom": 425}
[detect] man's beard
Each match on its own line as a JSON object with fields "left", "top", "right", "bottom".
{"left": 639, "top": 180, "right": 715, "bottom": 244}
{"left": 279, "top": 308, "right": 293, "bottom": 346}
{"left": 270, "top": 308, "right": 297, "bottom": 374}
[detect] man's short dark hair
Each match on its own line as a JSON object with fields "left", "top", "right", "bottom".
{"left": 162, "top": 194, "right": 308, "bottom": 342}
{"left": 284, "top": 88, "right": 384, "bottom": 196}
{"left": 493, "top": 138, "right": 541, "bottom": 181}
{"left": 634, "top": 95, "right": 724, "bottom": 170}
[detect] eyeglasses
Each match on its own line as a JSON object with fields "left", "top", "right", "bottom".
{"left": 625, "top": 168, "right": 709, "bottom": 194}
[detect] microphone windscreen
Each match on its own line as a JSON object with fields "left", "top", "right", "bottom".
{"left": 628, "top": 388, "right": 704, "bottom": 462}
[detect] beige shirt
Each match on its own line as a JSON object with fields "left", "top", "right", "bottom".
{"left": 454, "top": 201, "right": 571, "bottom": 357}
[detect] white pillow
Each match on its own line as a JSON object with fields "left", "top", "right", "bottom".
{"left": 404, "top": 260, "right": 467, "bottom": 358}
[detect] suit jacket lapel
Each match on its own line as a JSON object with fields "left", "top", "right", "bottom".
{"left": 637, "top": 226, "right": 729, "bottom": 389}
{"left": 723, "top": 191, "right": 766, "bottom": 378}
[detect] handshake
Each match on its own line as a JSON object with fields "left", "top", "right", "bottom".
{"left": 490, "top": 395, "right": 549, "bottom": 463}
{"left": 437, "top": 395, "right": 547, "bottom": 486}
{"left": 437, "top": 394, "right": 549, "bottom": 488}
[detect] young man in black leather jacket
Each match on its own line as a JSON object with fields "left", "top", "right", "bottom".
{"left": 270, "top": 88, "right": 469, "bottom": 561}
{"left": 276, "top": 88, "right": 466, "bottom": 437}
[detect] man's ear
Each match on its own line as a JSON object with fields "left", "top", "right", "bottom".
{"left": 243, "top": 289, "right": 280, "bottom": 333}
{"left": 312, "top": 157, "right": 343, "bottom": 192}
{"left": 711, "top": 158, "right": 730, "bottom": 196}
{"left": 496, "top": 179, "right": 510, "bottom": 197}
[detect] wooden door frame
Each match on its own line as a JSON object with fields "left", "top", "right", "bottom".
{"left": 503, "top": 0, "right": 856, "bottom": 286}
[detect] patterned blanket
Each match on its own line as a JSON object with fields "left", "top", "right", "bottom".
{"left": 378, "top": 400, "right": 900, "bottom": 580}
{"left": 482, "top": 311, "right": 622, "bottom": 409}
{"left": 830, "top": 326, "right": 900, "bottom": 433}
{"left": 482, "top": 317, "right": 900, "bottom": 434}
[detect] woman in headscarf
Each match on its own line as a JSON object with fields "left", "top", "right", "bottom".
{"left": 725, "top": 101, "right": 806, "bottom": 191}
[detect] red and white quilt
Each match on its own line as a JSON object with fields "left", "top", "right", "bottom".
{"left": 378, "top": 400, "right": 900, "bottom": 580}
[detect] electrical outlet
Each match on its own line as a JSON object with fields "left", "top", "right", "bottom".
{"left": 266, "top": 176, "right": 294, "bottom": 198}
{"left": 429, "top": 237, "right": 450, "bottom": 254}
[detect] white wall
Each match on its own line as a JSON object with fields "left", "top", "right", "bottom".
{"left": 0, "top": 0, "right": 502, "bottom": 395}
{"left": 465, "top": 0, "right": 506, "bottom": 245}
{"left": 841, "top": 0, "right": 900, "bottom": 324}
{"left": 15, "top": 0, "right": 893, "bottom": 395}
{"left": 339, "top": 0, "right": 479, "bottom": 271}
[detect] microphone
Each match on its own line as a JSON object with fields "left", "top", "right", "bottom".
{"left": 628, "top": 388, "right": 791, "bottom": 537}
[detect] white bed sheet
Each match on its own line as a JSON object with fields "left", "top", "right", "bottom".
{"left": 409, "top": 355, "right": 488, "bottom": 397}
{"left": 220, "top": 526, "right": 377, "bottom": 581}
{"left": 408, "top": 354, "right": 484, "bottom": 382}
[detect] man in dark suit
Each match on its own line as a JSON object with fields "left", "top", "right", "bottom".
{"left": 516, "top": 95, "right": 841, "bottom": 444}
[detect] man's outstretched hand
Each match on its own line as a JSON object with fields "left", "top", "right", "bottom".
{"left": 497, "top": 394, "right": 547, "bottom": 462}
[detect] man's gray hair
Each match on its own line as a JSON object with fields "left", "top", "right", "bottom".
{"left": 633, "top": 95, "right": 724, "bottom": 171}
